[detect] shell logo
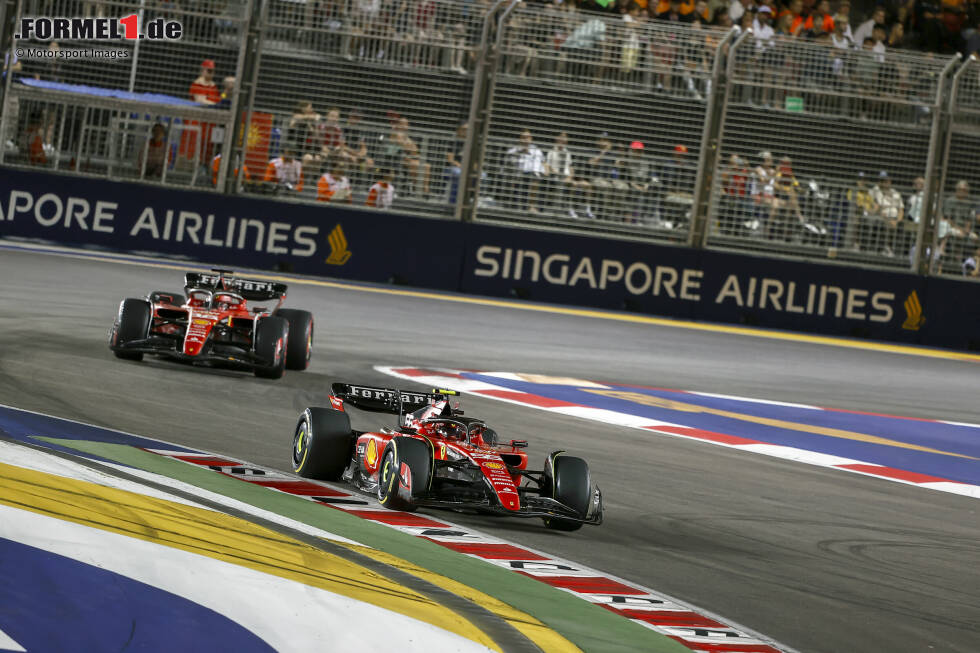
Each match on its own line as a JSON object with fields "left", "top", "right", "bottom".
{"left": 483, "top": 461, "right": 505, "bottom": 470}
{"left": 193, "top": 318, "right": 211, "bottom": 325}
{"left": 366, "top": 439, "right": 378, "bottom": 467}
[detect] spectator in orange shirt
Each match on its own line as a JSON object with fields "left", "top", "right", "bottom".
{"left": 779, "top": 0, "right": 806, "bottom": 35}
{"left": 317, "top": 161, "right": 353, "bottom": 203}
{"left": 189, "top": 59, "right": 220, "bottom": 104}
{"left": 804, "top": 0, "right": 834, "bottom": 33}
{"left": 264, "top": 149, "right": 304, "bottom": 193}
{"left": 365, "top": 168, "right": 396, "bottom": 209}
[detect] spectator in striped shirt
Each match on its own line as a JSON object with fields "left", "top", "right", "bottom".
{"left": 366, "top": 169, "right": 396, "bottom": 209}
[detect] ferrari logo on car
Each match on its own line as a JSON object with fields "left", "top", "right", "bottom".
{"left": 325, "top": 224, "right": 352, "bottom": 266}
{"left": 902, "top": 290, "right": 925, "bottom": 331}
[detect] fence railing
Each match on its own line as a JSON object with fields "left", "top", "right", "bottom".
{"left": 1, "top": 0, "right": 977, "bottom": 280}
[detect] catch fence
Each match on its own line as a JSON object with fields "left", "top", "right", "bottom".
{"left": 0, "top": 0, "right": 977, "bottom": 280}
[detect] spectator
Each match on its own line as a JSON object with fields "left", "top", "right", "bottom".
{"left": 719, "top": 154, "right": 751, "bottom": 235}
{"left": 767, "top": 157, "right": 804, "bottom": 241}
{"left": 588, "top": 132, "right": 628, "bottom": 220}
{"left": 659, "top": 0, "right": 695, "bottom": 22}
{"left": 622, "top": 140, "right": 652, "bottom": 222}
{"left": 366, "top": 168, "right": 396, "bottom": 209}
{"left": 854, "top": 7, "right": 887, "bottom": 49}
{"left": 870, "top": 171, "right": 904, "bottom": 256}
{"left": 264, "top": 148, "right": 304, "bottom": 193}
{"left": 833, "top": 1, "right": 855, "bottom": 43}
{"left": 831, "top": 18, "right": 854, "bottom": 49}
{"left": 445, "top": 122, "right": 468, "bottom": 205}
{"left": 545, "top": 131, "right": 589, "bottom": 218}
{"left": 506, "top": 129, "right": 546, "bottom": 214}
{"left": 189, "top": 59, "right": 220, "bottom": 104}
{"left": 383, "top": 116, "right": 431, "bottom": 196}
{"left": 659, "top": 144, "right": 696, "bottom": 226}
{"left": 138, "top": 123, "right": 169, "bottom": 179}
{"left": 902, "top": 176, "right": 926, "bottom": 257}
{"left": 941, "top": 180, "right": 979, "bottom": 270}
{"left": 728, "top": 0, "right": 753, "bottom": 23}
{"left": 341, "top": 108, "right": 374, "bottom": 178}
{"left": 317, "top": 161, "right": 353, "bottom": 203}
{"left": 287, "top": 101, "right": 323, "bottom": 164}
{"left": 778, "top": 0, "right": 806, "bottom": 35}
{"left": 751, "top": 150, "right": 777, "bottom": 217}
{"left": 320, "top": 107, "right": 347, "bottom": 164}
{"left": 804, "top": 0, "right": 834, "bottom": 32}
{"left": 216, "top": 77, "right": 236, "bottom": 108}
{"left": 886, "top": 22, "right": 905, "bottom": 48}
{"left": 871, "top": 23, "right": 888, "bottom": 61}
{"left": 845, "top": 171, "right": 878, "bottom": 250}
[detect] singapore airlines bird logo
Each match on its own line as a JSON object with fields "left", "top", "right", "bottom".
{"left": 902, "top": 290, "right": 925, "bottom": 330}
{"left": 325, "top": 224, "right": 352, "bottom": 265}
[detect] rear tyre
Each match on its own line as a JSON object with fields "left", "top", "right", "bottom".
{"left": 111, "top": 298, "right": 151, "bottom": 361}
{"left": 276, "top": 308, "right": 314, "bottom": 371}
{"left": 543, "top": 454, "right": 591, "bottom": 532}
{"left": 147, "top": 290, "right": 186, "bottom": 306}
{"left": 377, "top": 437, "right": 432, "bottom": 512}
{"left": 254, "top": 316, "right": 289, "bottom": 379}
{"left": 292, "top": 408, "right": 354, "bottom": 480}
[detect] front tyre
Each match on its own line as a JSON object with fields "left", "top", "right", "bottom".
{"left": 254, "top": 316, "right": 289, "bottom": 379}
{"left": 543, "top": 453, "right": 592, "bottom": 532}
{"left": 276, "top": 308, "right": 314, "bottom": 371}
{"left": 292, "top": 408, "right": 354, "bottom": 480}
{"left": 110, "top": 298, "right": 151, "bottom": 361}
{"left": 377, "top": 437, "right": 433, "bottom": 512}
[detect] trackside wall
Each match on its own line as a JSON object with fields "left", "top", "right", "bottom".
{"left": 2, "top": 166, "right": 978, "bottom": 351}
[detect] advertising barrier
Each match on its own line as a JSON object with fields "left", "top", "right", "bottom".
{"left": 2, "top": 167, "right": 977, "bottom": 351}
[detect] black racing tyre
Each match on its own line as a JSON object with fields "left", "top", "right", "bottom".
{"left": 111, "top": 298, "right": 151, "bottom": 361}
{"left": 377, "top": 437, "right": 433, "bottom": 512}
{"left": 292, "top": 407, "right": 354, "bottom": 480}
{"left": 253, "top": 316, "right": 289, "bottom": 379}
{"left": 276, "top": 308, "right": 314, "bottom": 371}
{"left": 543, "top": 454, "right": 591, "bottom": 532}
{"left": 147, "top": 290, "right": 186, "bottom": 306}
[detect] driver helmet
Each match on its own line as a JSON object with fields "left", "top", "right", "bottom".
{"left": 432, "top": 421, "right": 466, "bottom": 441}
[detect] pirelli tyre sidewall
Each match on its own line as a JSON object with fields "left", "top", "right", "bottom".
{"left": 543, "top": 451, "right": 592, "bottom": 531}
{"left": 377, "top": 437, "right": 433, "bottom": 512}
{"left": 110, "top": 298, "right": 152, "bottom": 361}
{"left": 292, "top": 407, "right": 353, "bottom": 480}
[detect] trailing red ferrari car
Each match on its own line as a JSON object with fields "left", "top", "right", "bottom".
{"left": 291, "top": 384, "right": 603, "bottom": 531}
{"left": 108, "top": 269, "right": 313, "bottom": 379}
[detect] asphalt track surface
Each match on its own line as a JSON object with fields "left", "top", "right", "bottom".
{"left": 1, "top": 247, "right": 978, "bottom": 653}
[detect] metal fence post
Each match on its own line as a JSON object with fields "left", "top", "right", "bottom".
{"left": 698, "top": 28, "right": 751, "bottom": 248}
{"left": 218, "top": 0, "right": 256, "bottom": 193}
{"left": 454, "top": 0, "right": 512, "bottom": 223}
{"left": 227, "top": 0, "right": 267, "bottom": 195}
{"left": 916, "top": 53, "right": 962, "bottom": 274}
{"left": 689, "top": 27, "right": 737, "bottom": 248}
{"left": 0, "top": 0, "right": 22, "bottom": 165}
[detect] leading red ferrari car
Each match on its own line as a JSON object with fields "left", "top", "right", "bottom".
{"left": 108, "top": 269, "right": 313, "bottom": 379}
{"left": 291, "top": 384, "right": 603, "bottom": 531}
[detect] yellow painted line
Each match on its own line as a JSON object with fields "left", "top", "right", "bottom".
{"left": 11, "top": 243, "right": 980, "bottom": 363}
{"left": 586, "top": 390, "right": 979, "bottom": 460}
{"left": 338, "top": 542, "right": 582, "bottom": 653}
{"left": 0, "top": 461, "right": 501, "bottom": 651}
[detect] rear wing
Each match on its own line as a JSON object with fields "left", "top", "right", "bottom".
{"left": 330, "top": 383, "right": 458, "bottom": 421}
{"left": 184, "top": 270, "right": 287, "bottom": 302}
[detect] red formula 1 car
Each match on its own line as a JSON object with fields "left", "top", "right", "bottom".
{"left": 291, "top": 384, "right": 603, "bottom": 531}
{"left": 108, "top": 269, "right": 313, "bottom": 379}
